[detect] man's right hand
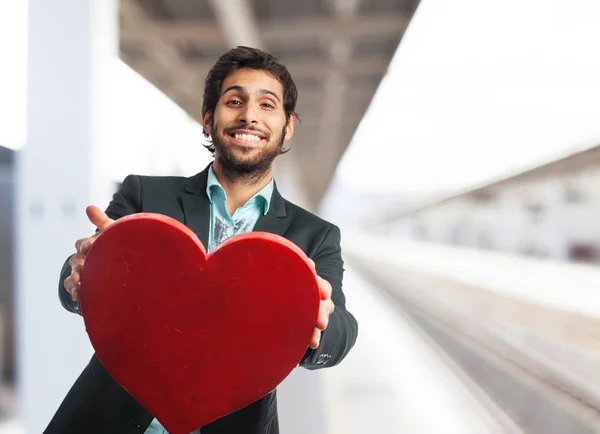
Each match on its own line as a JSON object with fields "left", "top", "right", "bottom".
{"left": 64, "top": 205, "right": 115, "bottom": 301}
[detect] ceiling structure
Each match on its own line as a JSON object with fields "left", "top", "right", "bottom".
{"left": 119, "top": 0, "right": 420, "bottom": 210}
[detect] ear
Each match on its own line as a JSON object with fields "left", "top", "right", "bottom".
{"left": 284, "top": 114, "right": 295, "bottom": 141}
{"left": 201, "top": 111, "right": 213, "bottom": 135}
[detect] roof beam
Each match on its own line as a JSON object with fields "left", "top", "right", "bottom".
{"left": 128, "top": 54, "right": 389, "bottom": 83}
{"left": 208, "top": 0, "right": 264, "bottom": 49}
{"left": 306, "top": 0, "right": 364, "bottom": 207}
{"left": 120, "top": 13, "right": 410, "bottom": 47}
{"left": 119, "top": 0, "right": 199, "bottom": 99}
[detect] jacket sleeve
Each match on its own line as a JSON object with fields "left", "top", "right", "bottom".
{"left": 58, "top": 175, "right": 143, "bottom": 315}
{"left": 300, "top": 225, "right": 358, "bottom": 369}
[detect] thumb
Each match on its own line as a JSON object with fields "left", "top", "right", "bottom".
{"left": 86, "top": 205, "right": 114, "bottom": 232}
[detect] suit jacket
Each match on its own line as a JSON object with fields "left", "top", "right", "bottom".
{"left": 46, "top": 165, "right": 358, "bottom": 434}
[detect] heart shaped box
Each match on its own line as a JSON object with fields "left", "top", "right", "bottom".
{"left": 80, "top": 213, "right": 320, "bottom": 433}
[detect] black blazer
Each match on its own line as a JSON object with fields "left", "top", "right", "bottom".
{"left": 46, "top": 165, "right": 358, "bottom": 434}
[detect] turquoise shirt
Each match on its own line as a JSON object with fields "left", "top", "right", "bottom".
{"left": 205, "top": 164, "right": 273, "bottom": 253}
{"left": 144, "top": 165, "right": 274, "bottom": 433}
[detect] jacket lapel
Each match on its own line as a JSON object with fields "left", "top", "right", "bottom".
{"left": 253, "top": 181, "right": 289, "bottom": 237}
{"left": 181, "top": 166, "right": 211, "bottom": 249}
{"left": 181, "top": 167, "right": 290, "bottom": 246}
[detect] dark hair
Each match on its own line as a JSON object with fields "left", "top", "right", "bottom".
{"left": 202, "top": 46, "right": 299, "bottom": 154}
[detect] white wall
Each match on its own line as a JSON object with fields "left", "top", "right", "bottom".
{"left": 17, "top": 2, "right": 116, "bottom": 432}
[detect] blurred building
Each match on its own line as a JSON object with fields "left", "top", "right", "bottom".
{"left": 384, "top": 144, "right": 600, "bottom": 263}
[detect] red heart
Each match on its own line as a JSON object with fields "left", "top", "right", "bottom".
{"left": 80, "top": 213, "right": 319, "bottom": 434}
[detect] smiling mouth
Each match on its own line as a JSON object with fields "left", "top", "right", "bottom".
{"left": 229, "top": 132, "right": 265, "bottom": 144}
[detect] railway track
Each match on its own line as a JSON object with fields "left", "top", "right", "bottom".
{"left": 351, "top": 260, "right": 600, "bottom": 434}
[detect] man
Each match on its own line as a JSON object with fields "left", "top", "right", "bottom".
{"left": 46, "top": 46, "right": 358, "bottom": 434}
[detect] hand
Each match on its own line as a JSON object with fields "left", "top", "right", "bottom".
{"left": 63, "top": 206, "right": 115, "bottom": 301}
{"left": 307, "top": 259, "right": 335, "bottom": 349}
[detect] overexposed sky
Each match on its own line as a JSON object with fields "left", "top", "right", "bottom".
{"left": 334, "top": 0, "right": 600, "bottom": 198}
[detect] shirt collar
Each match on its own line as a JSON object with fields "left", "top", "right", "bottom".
{"left": 206, "top": 164, "right": 273, "bottom": 215}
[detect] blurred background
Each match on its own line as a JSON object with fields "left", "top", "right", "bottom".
{"left": 2, "top": 0, "right": 600, "bottom": 432}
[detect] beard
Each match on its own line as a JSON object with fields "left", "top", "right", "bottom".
{"left": 211, "top": 123, "right": 286, "bottom": 184}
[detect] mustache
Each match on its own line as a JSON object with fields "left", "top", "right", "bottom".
{"left": 224, "top": 125, "right": 269, "bottom": 138}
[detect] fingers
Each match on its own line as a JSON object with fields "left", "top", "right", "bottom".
{"left": 316, "top": 299, "right": 334, "bottom": 331}
{"left": 317, "top": 276, "right": 332, "bottom": 301}
{"left": 68, "top": 235, "right": 94, "bottom": 301}
{"left": 75, "top": 238, "right": 83, "bottom": 254}
{"left": 79, "top": 236, "right": 97, "bottom": 255}
{"left": 309, "top": 328, "right": 321, "bottom": 349}
{"left": 69, "top": 255, "right": 84, "bottom": 273}
{"left": 65, "top": 255, "right": 85, "bottom": 300}
{"left": 314, "top": 273, "right": 334, "bottom": 330}
{"left": 75, "top": 231, "right": 99, "bottom": 253}
{"left": 75, "top": 238, "right": 88, "bottom": 255}
{"left": 86, "top": 205, "right": 114, "bottom": 232}
{"left": 307, "top": 260, "right": 332, "bottom": 350}
{"left": 64, "top": 205, "right": 112, "bottom": 303}
{"left": 310, "top": 299, "right": 334, "bottom": 349}
{"left": 64, "top": 275, "right": 80, "bottom": 301}
{"left": 310, "top": 260, "right": 332, "bottom": 300}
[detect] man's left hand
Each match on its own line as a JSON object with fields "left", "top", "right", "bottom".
{"left": 308, "top": 259, "right": 335, "bottom": 349}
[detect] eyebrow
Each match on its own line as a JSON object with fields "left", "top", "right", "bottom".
{"left": 222, "top": 85, "right": 282, "bottom": 104}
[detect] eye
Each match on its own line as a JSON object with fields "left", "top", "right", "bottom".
{"left": 227, "top": 99, "right": 242, "bottom": 105}
{"left": 261, "top": 102, "right": 275, "bottom": 109}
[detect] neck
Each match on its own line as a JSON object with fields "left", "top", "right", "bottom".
{"left": 212, "top": 158, "right": 273, "bottom": 215}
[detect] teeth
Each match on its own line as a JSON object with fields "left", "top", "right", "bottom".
{"left": 234, "top": 133, "right": 261, "bottom": 142}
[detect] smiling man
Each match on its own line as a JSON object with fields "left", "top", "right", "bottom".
{"left": 46, "top": 46, "right": 358, "bottom": 434}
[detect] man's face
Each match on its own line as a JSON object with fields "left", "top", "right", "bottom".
{"left": 202, "top": 68, "right": 295, "bottom": 174}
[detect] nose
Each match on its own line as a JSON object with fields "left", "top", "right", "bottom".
{"left": 238, "top": 103, "right": 259, "bottom": 124}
